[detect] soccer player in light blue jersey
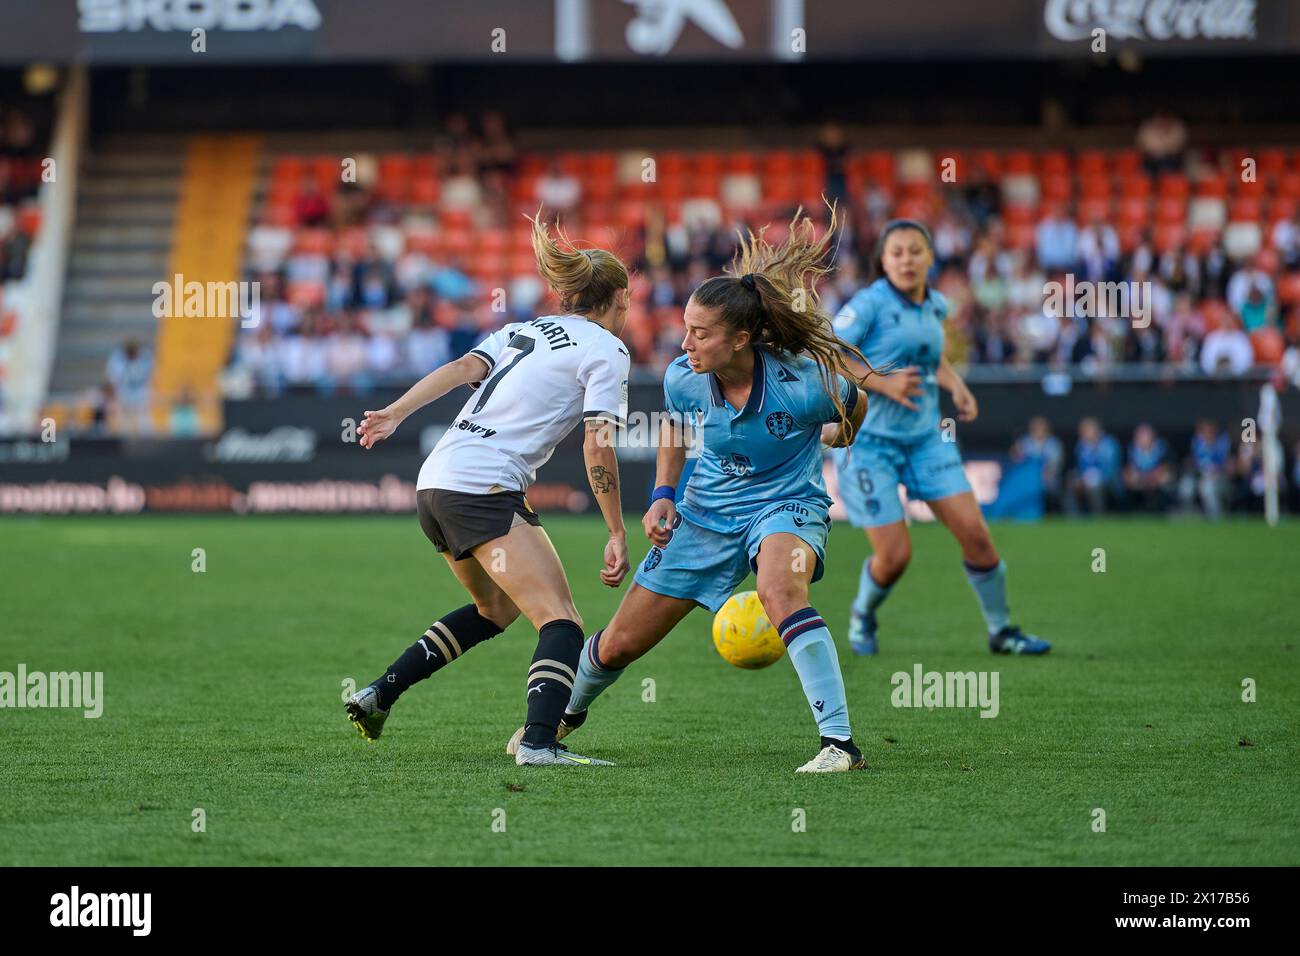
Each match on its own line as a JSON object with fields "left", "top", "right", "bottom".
{"left": 831, "top": 219, "right": 1050, "bottom": 657}
{"left": 506, "top": 211, "right": 873, "bottom": 772}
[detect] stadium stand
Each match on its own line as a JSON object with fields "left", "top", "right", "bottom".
{"left": 215, "top": 129, "right": 1300, "bottom": 399}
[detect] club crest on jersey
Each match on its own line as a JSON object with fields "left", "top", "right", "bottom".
{"left": 718, "top": 453, "right": 753, "bottom": 477}
{"left": 765, "top": 410, "right": 795, "bottom": 439}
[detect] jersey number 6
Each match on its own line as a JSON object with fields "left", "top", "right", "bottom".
{"left": 472, "top": 334, "right": 536, "bottom": 413}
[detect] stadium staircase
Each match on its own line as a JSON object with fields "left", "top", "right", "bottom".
{"left": 46, "top": 132, "right": 260, "bottom": 432}
{"left": 150, "top": 134, "right": 260, "bottom": 432}
{"left": 48, "top": 132, "right": 186, "bottom": 400}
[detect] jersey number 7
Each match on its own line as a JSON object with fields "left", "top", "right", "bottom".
{"left": 472, "top": 334, "right": 536, "bottom": 413}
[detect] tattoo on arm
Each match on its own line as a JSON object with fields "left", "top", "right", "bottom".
{"left": 589, "top": 465, "right": 616, "bottom": 494}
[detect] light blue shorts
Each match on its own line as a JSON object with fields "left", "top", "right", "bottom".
{"left": 833, "top": 430, "right": 972, "bottom": 528}
{"left": 632, "top": 502, "right": 828, "bottom": 613}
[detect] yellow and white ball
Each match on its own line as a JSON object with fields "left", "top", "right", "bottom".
{"left": 712, "top": 590, "right": 784, "bottom": 669}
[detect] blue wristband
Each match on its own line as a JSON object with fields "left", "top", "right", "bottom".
{"left": 650, "top": 485, "right": 676, "bottom": 505}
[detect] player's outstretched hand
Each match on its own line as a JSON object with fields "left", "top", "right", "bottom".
{"left": 880, "top": 366, "right": 923, "bottom": 411}
{"left": 601, "top": 533, "right": 629, "bottom": 587}
{"left": 953, "top": 385, "right": 979, "bottom": 422}
{"left": 643, "top": 498, "right": 676, "bottom": 547}
{"left": 358, "top": 407, "right": 400, "bottom": 449}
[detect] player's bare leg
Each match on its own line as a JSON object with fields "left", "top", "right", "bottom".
{"left": 928, "top": 492, "right": 1050, "bottom": 655}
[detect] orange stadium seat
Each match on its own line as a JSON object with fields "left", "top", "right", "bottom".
{"left": 294, "top": 228, "right": 334, "bottom": 254}
{"left": 1117, "top": 197, "right": 1150, "bottom": 226}
{"left": 726, "top": 152, "right": 757, "bottom": 174}
{"left": 1153, "top": 224, "right": 1187, "bottom": 254}
{"left": 411, "top": 177, "right": 439, "bottom": 205}
{"left": 1076, "top": 151, "right": 1108, "bottom": 178}
{"left": 1119, "top": 174, "right": 1152, "bottom": 199}
{"left": 1004, "top": 151, "right": 1035, "bottom": 176}
{"left": 287, "top": 280, "right": 326, "bottom": 308}
{"left": 1257, "top": 148, "right": 1287, "bottom": 180}
{"left": 970, "top": 150, "right": 1002, "bottom": 179}
{"left": 1041, "top": 176, "right": 1073, "bottom": 202}
{"left": 1277, "top": 272, "right": 1300, "bottom": 305}
{"left": 1004, "top": 204, "right": 1035, "bottom": 226}
{"left": 1196, "top": 174, "right": 1228, "bottom": 198}
{"left": 1229, "top": 196, "right": 1263, "bottom": 222}
{"left": 1201, "top": 299, "right": 1230, "bottom": 332}
{"left": 18, "top": 205, "right": 42, "bottom": 236}
{"left": 1079, "top": 176, "right": 1110, "bottom": 199}
{"left": 860, "top": 151, "right": 894, "bottom": 182}
{"left": 1112, "top": 151, "right": 1143, "bottom": 177}
{"left": 1007, "top": 223, "right": 1035, "bottom": 251}
{"left": 1251, "top": 327, "right": 1284, "bottom": 364}
{"left": 1155, "top": 197, "right": 1186, "bottom": 224}
{"left": 1078, "top": 198, "right": 1111, "bottom": 224}
{"left": 1040, "top": 151, "right": 1070, "bottom": 177}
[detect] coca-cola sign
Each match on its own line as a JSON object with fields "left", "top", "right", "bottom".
{"left": 1044, "top": 0, "right": 1256, "bottom": 42}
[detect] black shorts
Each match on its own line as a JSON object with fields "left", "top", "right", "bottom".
{"left": 416, "top": 488, "right": 542, "bottom": 561}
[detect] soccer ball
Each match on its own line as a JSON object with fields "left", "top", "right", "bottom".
{"left": 712, "top": 590, "right": 784, "bottom": 669}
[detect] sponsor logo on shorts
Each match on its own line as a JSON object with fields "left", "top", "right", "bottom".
{"left": 925, "top": 458, "right": 964, "bottom": 476}
{"left": 765, "top": 411, "right": 795, "bottom": 439}
{"left": 453, "top": 419, "right": 498, "bottom": 438}
{"left": 759, "top": 502, "right": 813, "bottom": 527}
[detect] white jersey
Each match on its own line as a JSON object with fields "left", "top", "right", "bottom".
{"left": 417, "top": 314, "right": 630, "bottom": 494}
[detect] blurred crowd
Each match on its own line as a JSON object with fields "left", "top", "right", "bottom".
{"left": 220, "top": 114, "right": 1300, "bottom": 395}
{"left": 1010, "top": 415, "right": 1298, "bottom": 517}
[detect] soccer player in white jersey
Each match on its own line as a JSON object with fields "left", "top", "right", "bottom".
{"left": 345, "top": 216, "right": 632, "bottom": 767}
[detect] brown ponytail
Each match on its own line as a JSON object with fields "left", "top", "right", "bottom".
{"left": 691, "top": 204, "right": 874, "bottom": 438}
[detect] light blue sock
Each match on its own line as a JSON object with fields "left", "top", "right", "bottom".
{"left": 778, "top": 608, "right": 851, "bottom": 740}
{"left": 852, "top": 558, "right": 892, "bottom": 616}
{"left": 566, "top": 631, "right": 624, "bottom": 715}
{"left": 963, "top": 559, "right": 1011, "bottom": 634}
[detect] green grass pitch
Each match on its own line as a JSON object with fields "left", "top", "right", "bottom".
{"left": 1, "top": 515, "right": 1295, "bottom": 866}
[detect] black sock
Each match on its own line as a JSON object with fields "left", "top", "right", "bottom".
{"left": 522, "top": 619, "right": 583, "bottom": 748}
{"left": 371, "top": 604, "right": 503, "bottom": 709}
{"left": 822, "top": 735, "right": 859, "bottom": 757}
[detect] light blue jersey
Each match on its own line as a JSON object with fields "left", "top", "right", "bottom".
{"left": 664, "top": 345, "right": 858, "bottom": 533}
{"left": 833, "top": 278, "right": 948, "bottom": 441}
{"left": 832, "top": 278, "right": 970, "bottom": 527}
{"left": 633, "top": 346, "right": 858, "bottom": 612}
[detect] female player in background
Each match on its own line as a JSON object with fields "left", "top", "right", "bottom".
{"left": 830, "top": 219, "right": 1050, "bottom": 656}
{"left": 509, "top": 209, "right": 874, "bottom": 773}
{"left": 346, "top": 215, "right": 633, "bottom": 767}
